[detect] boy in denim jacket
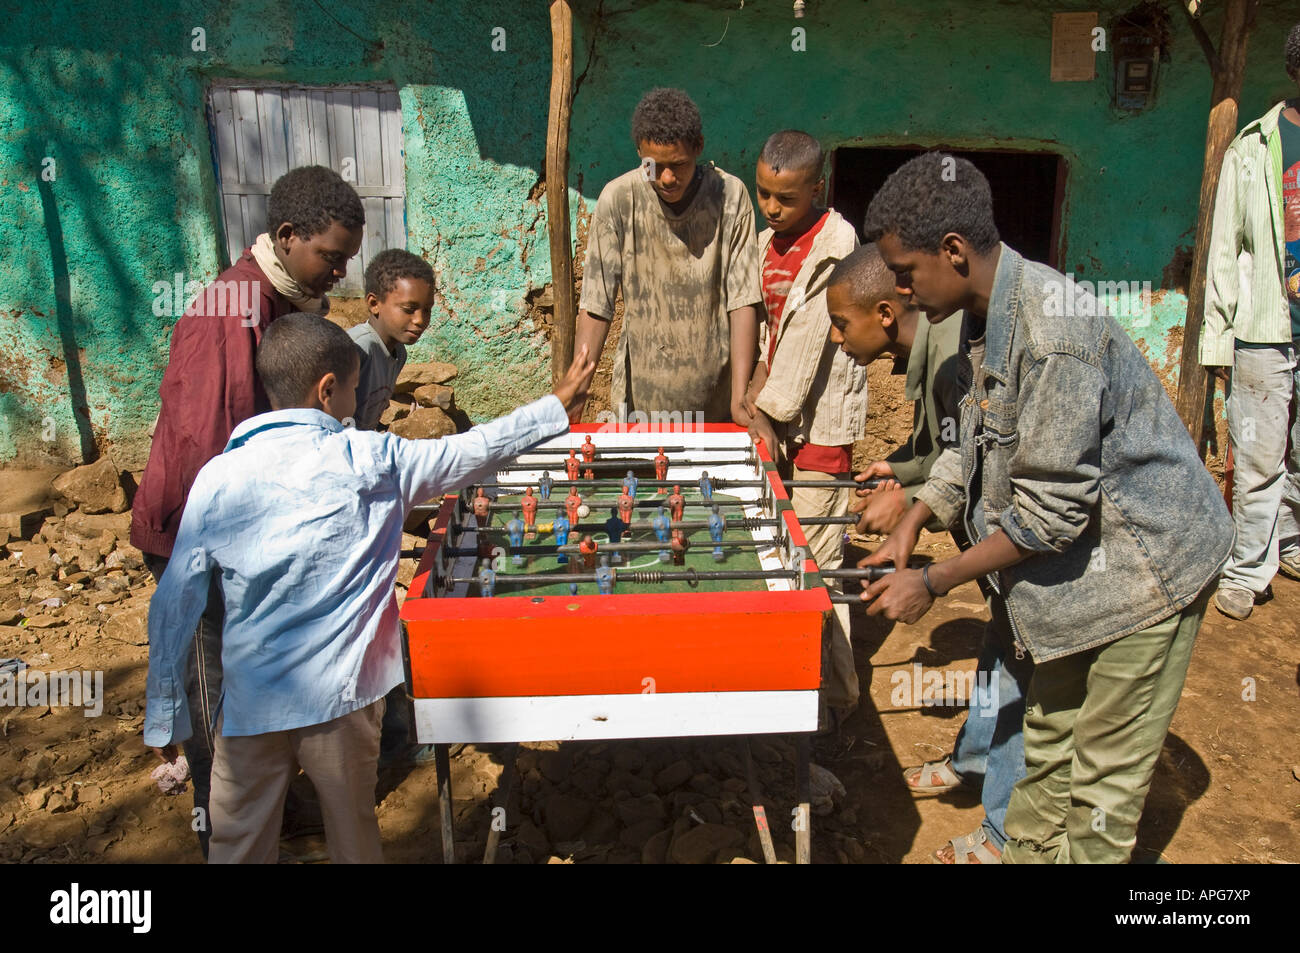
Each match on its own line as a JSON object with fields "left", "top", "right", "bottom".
{"left": 858, "top": 153, "right": 1233, "bottom": 863}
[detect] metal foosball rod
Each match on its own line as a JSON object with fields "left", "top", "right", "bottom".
{"left": 521, "top": 444, "right": 702, "bottom": 455}
{"left": 439, "top": 537, "right": 775, "bottom": 559}
{"left": 465, "top": 514, "right": 856, "bottom": 535}
{"left": 494, "top": 457, "right": 756, "bottom": 473}
{"left": 452, "top": 567, "right": 801, "bottom": 587}
{"left": 474, "top": 477, "right": 882, "bottom": 491}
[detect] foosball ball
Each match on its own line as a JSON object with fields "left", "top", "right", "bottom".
{"left": 399, "top": 424, "right": 878, "bottom": 864}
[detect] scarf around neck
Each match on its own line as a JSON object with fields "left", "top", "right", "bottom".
{"left": 251, "top": 232, "right": 330, "bottom": 314}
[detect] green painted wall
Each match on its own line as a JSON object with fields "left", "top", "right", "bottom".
{"left": 0, "top": 0, "right": 559, "bottom": 467}
{"left": 1, "top": 0, "right": 1296, "bottom": 466}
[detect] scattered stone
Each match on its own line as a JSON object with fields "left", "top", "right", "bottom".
{"left": 539, "top": 749, "right": 573, "bottom": 785}
{"left": 22, "top": 614, "right": 64, "bottom": 629}
{"left": 20, "top": 543, "right": 55, "bottom": 576}
{"left": 395, "top": 361, "right": 458, "bottom": 393}
{"left": 688, "top": 773, "right": 721, "bottom": 796}
{"left": 655, "top": 759, "right": 692, "bottom": 792}
{"left": 24, "top": 786, "right": 50, "bottom": 811}
{"left": 619, "top": 818, "right": 665, "bottom": 847}
{"left": 543, "top": 794, "right": 592, "bottom": 843}
{"left": 579, "top": 810, "right": 619, "bottom": 845}
{"left": 568, "top": 765, "right": 605, "bottom": 797}
{"left": 388, "top": 406, "right": 457, "bottom": 440}
{"left": 641, "top": 828, "right": 671, "bottom": 865}
{"left": 21, "top": 814, "right": 85, "bottom": 849}
{"left": 379, "top": 400, "right": 411, "bottom": 428}
{"left": 103, "top": 544, "right": 144, "bottom": 571}
{"left": 51, "top": 457, "right": 128, "bottom": 514}
{"left": 63, "top": 512, "right": 132, "bottom": 539}
{"left": 101, "top": 600, "right": 149, "bottom": 645}
{"left": 515, "top": 819, "right": 550, "bottom": 857}
{"left": 411, "top": 383, "right": 456, "bottom": 412}
{"left": 613, "top": 748, "right": 645, "bottom": 772}
{"left": 0, "top": 506, "right": 52, "bottom": 541}
{"left": 669, "top": 823, "right": 744, "bottom": 865}
{"left": 615, "top": 793, "right": 666, "bottom": 828}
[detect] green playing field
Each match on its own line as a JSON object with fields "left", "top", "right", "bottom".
{"left": 471, "top": 489, "right": 771, "bottom": 597}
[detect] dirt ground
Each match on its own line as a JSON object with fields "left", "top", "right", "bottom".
{"left": 0, "top": 359, "right": 1296, "bottom": 865}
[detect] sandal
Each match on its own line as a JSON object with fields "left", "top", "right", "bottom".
{"left": 902, "top": 755, "right": 964, "bottom": 797}
{"left": 930, "top": 827, "right": 1001, "bottom": 864}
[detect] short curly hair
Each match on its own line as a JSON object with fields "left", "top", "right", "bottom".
{"left": 631, "top": 88, "right": 703, "bottom": 150}
{"left": 863, "top": 152, "right": 1000, "bottom": 255}
{"left": 1287, "top": 22, "right": 1300, "bottom": 81}
{"left": 760, "top": 130, "right": 824, "bottom": 184}
{"left": 266, "top": 165, "right": 365, "bottom": 240}
{"left": 364, "top": 248, "right": 436, "bottom": 300}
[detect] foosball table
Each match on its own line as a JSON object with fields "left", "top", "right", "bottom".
{"left": 399, "top": 424, "right": 879, "bottom": 864}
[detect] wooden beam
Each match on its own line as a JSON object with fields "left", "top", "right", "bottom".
{"left": 1174, "top": 0, "right": 1259, "bottom": 449}
{"left": 546, "top": 1, "right": 576, "bottom": 385}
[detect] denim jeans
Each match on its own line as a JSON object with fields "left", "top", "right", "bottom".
{"left": 948, "top": 596, "right": 1035, "bottom": 848}
{"left": 1221, "top": 341, "right": 1300, "bottom": 594}
{"left": 145, "top": 553, "right": 223, "bottom": 859}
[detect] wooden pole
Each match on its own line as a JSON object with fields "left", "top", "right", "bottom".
{"left": 546, "top": 1, "right": 576, "bottom": 385}
{"left": 1174, "top": 0, "right": 1259, "bottom": 450}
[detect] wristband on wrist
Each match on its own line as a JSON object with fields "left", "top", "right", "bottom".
{"left": 921, "top": 564, "right": 944, "bottom": 599}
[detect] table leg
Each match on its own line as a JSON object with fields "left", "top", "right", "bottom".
{"left": 482, "top": 742, "right": 518, "bottom": 865}
{"left": 434, "top": 742, "right": 455, "bottom": 864}
{"left": 740, "top": 737, "right": 778, "bottom": 865}
{"left": 795, "top": 733, "right": 811, "bottom": 865}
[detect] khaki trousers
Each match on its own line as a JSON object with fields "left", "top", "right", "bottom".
{"left": 208, "top": 698, "right": 386, "bottom": 864}
{"left": 1002, "top": 587, "right": 1211, "bottom": 864}
{"left": 791, "top": 464, "right": 858, "bottom": 711}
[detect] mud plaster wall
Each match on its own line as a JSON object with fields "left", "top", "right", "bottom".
{"left": 0, "top": 0, "right": 560, "bottom": 468}
{"left": 1, "top": 0, "right": 1295, "bottom": 466}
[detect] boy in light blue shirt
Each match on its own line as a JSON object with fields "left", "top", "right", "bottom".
{"left": 145, "top": 312, "right": 593, "bottom": 863}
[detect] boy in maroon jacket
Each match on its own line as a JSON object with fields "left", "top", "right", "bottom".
{"left": 132, "top": 166, "right": 364, "bottom": 856}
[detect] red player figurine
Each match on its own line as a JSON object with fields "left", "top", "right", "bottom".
{"left": 667, "top": 484, "right": 685, "bottom": 523}
{"left": 581, "top": 434, "right": 596, "bottom": 464}
{"left": 670, "top": 529, "right": 688, "bottom": 565}
{"left": 521, "top": 487, "right": 538, "bottom": 535}
{"left": 565, "top": 488, "right": 583, "bottom": 526}
{"left": 565, "top": 449, "right": 581, "bottom": 482}
{"left": 579, "top": 534, "right": 599, "bottom": 570}
{"left": 472, "top": 487, "right": 491, "bottom": 523}
{"left": 654, "top": 447, "right": 669, "bottom": 490}
{"left": 617, "top": 490, "right": 635, "bottom": 525}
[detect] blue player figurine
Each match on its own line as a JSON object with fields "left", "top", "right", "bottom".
{"left": 699, "top": 470, "right": 713, "bottom": 501}
{"left": 553, "top": 513, "right": 571, "bottom": 564}
{"left": 623, "top": 469, "right": 638, "bottom": 499}
{"left": 652, "top": 505, "right": 672, "bottom": 563}
{"left": 506, "top": 512, "right": 525, "bottom": 566}
{"left": 707, "top": 504, "right": 725, "bottom": 562}
{"left": 596, "top": 555, "right": 614, "bottom": 595}
{"left": 538, "top": 471, "right": 553, "bottom": 501}
{"left": 478, "top": 566, "right": 496, "bottom": 598}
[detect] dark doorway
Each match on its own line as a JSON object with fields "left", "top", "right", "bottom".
{"left": 829, "top": 147, "right": 1067, "bottom": 267}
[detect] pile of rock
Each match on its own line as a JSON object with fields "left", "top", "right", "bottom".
{"left": 1, "top": 454, "right": 152, "bottom": 655}
{"left": 381, "top": 361, "right": 471, "bottom": 439}
{"left": 479, "top": 736, "right": 851, "bottom": 864}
